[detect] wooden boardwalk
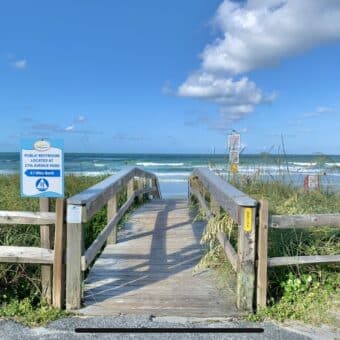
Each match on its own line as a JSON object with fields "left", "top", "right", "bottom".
{"left": 80, "top": 199, "right": 238, "bottom": 317}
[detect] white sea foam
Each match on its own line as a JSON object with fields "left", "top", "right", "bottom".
{"left": 136, "top": 162, "right": 185, "bottom": 167}
{"left": 290, "top": 162, "right": 317, "bottom": 166}
{"left": 93, "top": 163, "right": 106, "bottom": 167}
{"left": 325, "top": 162, "right": 340, "bottom": 167}
{"left": 159, "top": 179, "right": 187, "bottom": 183}
{"left": 156, "top": 172, "right": 190, "bottom": 177}
{"left": 66, "top": 171, "right": 114, "bottom": 177}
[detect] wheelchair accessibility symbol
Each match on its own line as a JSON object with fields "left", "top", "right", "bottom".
{"left": 35, "top": 178, "right": 49, "bottom": 192}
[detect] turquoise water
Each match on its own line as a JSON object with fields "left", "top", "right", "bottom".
{"left": 1, "top": 153, "right": 340, "bottom": 197}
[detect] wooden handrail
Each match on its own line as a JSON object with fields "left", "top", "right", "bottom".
{"left": 190, "top": 186, "right": 238, "bottom": 270}
{"left": 267, "top": 255, "right": 340, "bottom": 267}
{"left": 270, "top": 213, "right": 340, "bottom": 228}
{"left": 256, "top": 199, "right": 340, "bottom": 309}
{"left": 66, "top": 167, "right": 161, "bottom": 310}
{"left": 0, "top": 246, "right": 54, "bottom": 264}
{"left": 0, "top": 198, "right": 65, "bottom": 308}
{"left": 216, "top": 231, "right": 238, "bottom": 271}
{"left": 68, "top": 167, "right": 160, "bottom": 221}
{"left": 189, "top": 168, "right": 257, "bottom": 312}
{"left": 191, "top": 167, "right": 256, "bottom": 223}
{"left": 82, "top": 191, "right": 141, "bottom": 270}
{"left": 0, "top": 211, "right": 56, "bottom": 225}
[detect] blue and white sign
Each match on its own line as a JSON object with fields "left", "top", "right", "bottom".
{"left": 21, "top": 139, "right": 64, "bottom": 197}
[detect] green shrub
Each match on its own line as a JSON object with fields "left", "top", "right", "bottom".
{"left": 0, "top": 298, "right": 68, "bottom": 326}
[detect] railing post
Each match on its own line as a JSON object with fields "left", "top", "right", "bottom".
{"left": 127, "top": 177, "right": 134, "bottom": 199}
{"left": 40, "top": 197, "right": 52, "bottom": 304}
{"left": 210, "top": 196, "right": 220, "bottom": 217}
{"left": 237, "top": 205, "right": 256, "bottom": 311}
{"left": 257, "top": 199, "right": 269, "bottom": 309}
{"left": 152, "top": 177, "right": 161, "bottom": 199}
{"left": 107, "top": 194, "right": 117, "bottom": 244}
{"left": 137, "top": 177, "right": 144, "bottom": 203}
{"left": 147, "top": 178, "right": 153, "bottom": 199}
{"left": 53, "top": 198, "right": 66, "bottom": 308}
{"left": 66, "top": 203, "right": 84, "bottom": 310}
{"left": 188, "top": 176, "right": 198, "bottom": 203}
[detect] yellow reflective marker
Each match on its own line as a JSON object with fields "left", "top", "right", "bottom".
{"left": 230, "top": 163, "right": 238, "bottom": 173}
{"left": 244, "top": 207, "right": 252, "bottom": 232}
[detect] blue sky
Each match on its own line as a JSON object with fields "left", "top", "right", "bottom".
{"left": 1, "top": 0, "right": 340, "bottom": 154}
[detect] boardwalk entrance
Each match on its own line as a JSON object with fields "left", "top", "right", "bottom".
{"left": 2, "top": 166, "right": 339, "bottom": 314}
{"left": 81, "top": 199, "right": 237, "bottom": 317}
{"left": 65, "top": 167, "right": 257, "bottom": 314}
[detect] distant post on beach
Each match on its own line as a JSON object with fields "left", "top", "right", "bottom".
{"left": 228, "top": 131, "right": 241, "bottom": 176}
{"left": 304, "top": 174, "right": 320, "bottom": 191}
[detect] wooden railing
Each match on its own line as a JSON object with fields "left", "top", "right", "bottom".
{"left": 256, "top": 200, "right": 340, "bottom": 308}
{"left": 65, "top": 166, "right": 161, "bottom": 310}
{"left": 189, "top": 167, "right": 257, "bottom": 311}
{"left": 189, "top": 169, "right": 340, "bottom": 311}
{"left": 0, "top": 199, "right": 65, "bottom": 308}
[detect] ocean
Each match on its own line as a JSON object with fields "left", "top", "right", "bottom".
{"left": 1, "top": 153, "right": 340, "bottom": 197}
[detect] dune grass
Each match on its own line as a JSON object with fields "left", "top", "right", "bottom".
{"left": 195, "top": 174, "right": 340, "bottom": 326}
{"left": 0, "top": 173, "right": 149, "bottom": 325}
{"left": 0, "top": 174, "right": 110, "bottom": 324}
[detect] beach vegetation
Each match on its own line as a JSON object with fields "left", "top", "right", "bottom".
{"left": 194, "top": 173, "right": 340, "bottom": 326}
{"left": 0, "top": 174, "right": 144, "bottom": 325}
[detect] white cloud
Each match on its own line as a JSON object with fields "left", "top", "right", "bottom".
{"left": 303, "top": 106, "right": 335, "bottom": 118}
{"left": 316, "top": 106, "right": 334, "bottom": 113}
{"left": 178, "top": 73, "right": 264, "bottom": 105}
{"left": 204, "top": 0, "right": 340, "bottom": 74}
{"left": 11, "top": 59, "right": 27, "bottom": 70}
{"left": 65, "top": 125, "right": 75, "bottom": 132}
{"left": 176, "top": 0, "right": 340, "bottom": 130}
{"left": 178, "top": 72, "right": 274, "bottom": 126}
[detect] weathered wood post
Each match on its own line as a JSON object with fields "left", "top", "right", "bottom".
{"left": 107, "top": 194, "right": 117, "bottom": 244}
{"left": 188, "top": 177, "right": 191, "bottom": 200}
{"left": 188, "top": 176, "right": 196, "bottom": 203}
{"left": 40, "top": 197, "right": 52, "bottom": 304}
{"left": 152, "top": 177, "right": 161, "bottom": 199}
{"left": 256, "top": 199, "right": 269, "bottom": 309}
{"left": 210, "top": 195, "right": 220, "bottom": 217}
{"left": 147, "top": 178, "right": 153, "bottom": 199}
{"left": 137, "top": 177, "right": 144, "bottom": 203}
{"left": 66, "top": 202, "right": 84, "bottom": 310}
{"left": 127, "top": 177, "right": 134, "bottom": 199}
{"left": 237, "top": 205, "right": 256, "bottom": 311}
{"left": 53, "top": 198, "right": 66, "bottom": 308}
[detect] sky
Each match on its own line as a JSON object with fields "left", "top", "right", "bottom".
{"left": 1, "top": 0, "right": 340, "bottom": 154}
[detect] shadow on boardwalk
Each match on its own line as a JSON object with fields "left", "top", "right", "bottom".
{"left": 80, "top": 199, "right": 237, "bottom": 317}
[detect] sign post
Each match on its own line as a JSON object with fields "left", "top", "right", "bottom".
{"left": 228, "top": 131, "right": 241, "bottom": 175}
{"left": 304, "top": 174, "right": 320, "bottom": 191}
{"left": 21, "top": 138, "right": 64, "bottom": 304}
{"left": 21, "top": 139, "right": 64, "bottom": 198}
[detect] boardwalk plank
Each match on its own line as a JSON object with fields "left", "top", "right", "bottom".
{"left": 79, "top": 199, "right": 238, "bottom": 317}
